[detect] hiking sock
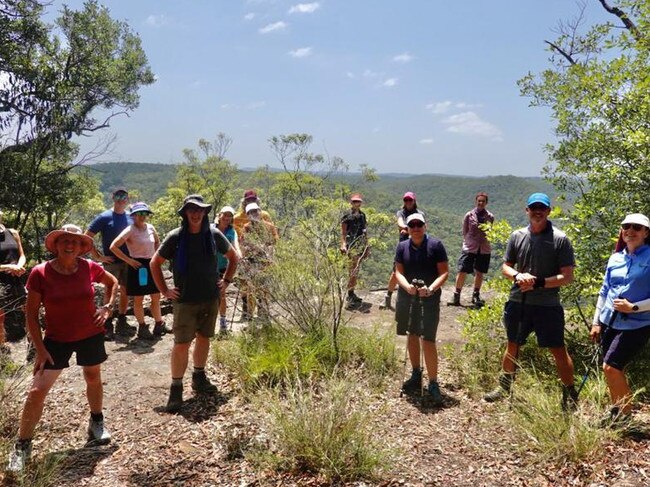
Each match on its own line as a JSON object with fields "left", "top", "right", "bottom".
{"left": 455, "top": 287, "right": 462, "bottom": 294}
{"left": 386, "top": 291, "right": 393, "bottom": 298}
{"left": 219, "top": 317, "right": 227, "bottom": 328}
{"left": 473, "top": 288, "right": 480, "bottom": 295}
{"left": 91, "top": 412, "right": 104, "bottom": 422}
{"left": 171, "top": 377, "right": 183, "bottom": 387}
{"left": 193, "top": 367, "right": 205, "bottom": 375}
{"left": 348, "top": 290, "right": 355, "bottom": 297}
{"left": 16, "top": 438, "right": 32, "bottom": 450}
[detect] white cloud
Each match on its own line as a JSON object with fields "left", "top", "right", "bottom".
{"left": 244, "top": 12, "right": 255, "bottom": 21}
{"left": 288, "top": 2, "right": 320, "bottom": 14}
{"left": 426, "top": 100, "right": 483, "bottom": 114}
{"left": 145, "top": 14, "right": 168, "bottom": 28}
{"left": 259, "top": 21, "right": 287, "bottom": 34}
{"left": 221, "top": 103, "right": 236, "bottom": 109}
{"left": 442, "top": 111, "right": 503, "bottom": 141}
{"left": 382, "top": 78, "right": 398, "bottom": 87}
{"left": 345, "top": 71, "right": 356, "bottom": 79}
{"left": 363, "top": 69, "right": 381, "bottom": 79}
{"left": 246, "top": 101, "right": 267, "bottom": 110}
{"left": 288, "top": 47, "right": 313, "bottom": 58}
{"left": 419, "top": 138, "right": 434, "bottom": 144}
{"left": 425, "top": 100, "right": 453, "bottom": 114}
{"left": 392, "top": 52, "right": 414, "bottom": 63}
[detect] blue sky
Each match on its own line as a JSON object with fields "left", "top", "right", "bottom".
{"left": 51, "top": 0, "right": 610, "bottom": 176}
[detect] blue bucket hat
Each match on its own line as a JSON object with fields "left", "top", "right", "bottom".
{"left": 130, "top": 202, "right": 153, "bottom": 215}
{"left": 527, "top": 193, "right": 551, "bottom": 208}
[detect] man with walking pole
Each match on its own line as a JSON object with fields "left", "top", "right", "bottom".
{"left": 394, "top": 213, "right": 449, "bottom": 406}
{"left": 484, "top": 193, "right": 578, "bottom": 410}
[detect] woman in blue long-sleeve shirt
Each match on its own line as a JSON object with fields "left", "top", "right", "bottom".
{"left": 590, "top": 213, "right": 650, "bottom": 426}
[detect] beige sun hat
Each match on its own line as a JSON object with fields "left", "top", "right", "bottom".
{"left": 44, "top": 224, "right": 94, "bottom": 255}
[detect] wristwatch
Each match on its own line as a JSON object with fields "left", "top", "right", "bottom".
{"left": 632, "top": 304, "right": 639, "bottom": 312}
{"left": 101, "top": 303, "right": 113, "bottom": 311}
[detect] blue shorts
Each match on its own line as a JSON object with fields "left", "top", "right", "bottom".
{"left": 503, "top": 301, "right": 565, "bottom": 348}
{"left": 601, "top": 325, "right": 650, "bottom": 371}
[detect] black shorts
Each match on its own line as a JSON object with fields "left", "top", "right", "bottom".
{"left": 0, "top": 273, "right": 26, "bottom": 311}
{"left": 395, "top": 289, "right": 441, "bottom": 342}
{"left": 503, "top": 301, "right": 565, "bottom": 348}
{"left": 43, "top": 332, "right": 107, "bottom": 370}
{"left": 126, "top": 258, "right": 159, "bottom": 296}
{"left": 601, "top": 325, "right": 650, "bottom": 371}
{"left": 457, "top": 251, "right": 490, "bottom": 274}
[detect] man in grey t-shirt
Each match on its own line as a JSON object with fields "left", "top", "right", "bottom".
{"left": 151, "top": 195, "right": 239, "bottom": 413}
{"left": 483, "top": 193, "right": 578, "bottom": 410}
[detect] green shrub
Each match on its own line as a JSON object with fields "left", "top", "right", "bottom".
{"left": 509, "top": 371, "right": 616, "bottom": 464}
{"left": 213, "top": 325, "right": 398, "bottom": 391}
{"left": 255, "top": 374, "right": 390, "bottom": 483}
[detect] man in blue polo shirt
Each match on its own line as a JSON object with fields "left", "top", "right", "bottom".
{"left": 86, "top": 187, "right": 134, "bottom": 339}
{"left": 394, "top": 213, "right": 449, "bottom": 405}
{"left": 484, "top": 193, "right": 578, "bottom": 410}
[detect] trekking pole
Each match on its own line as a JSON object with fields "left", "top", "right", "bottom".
{"left": 411, "top": 279, "right": 426, "bottom": 398}
{"left": 229, "top": 285, "right": 240, "bottom": 331}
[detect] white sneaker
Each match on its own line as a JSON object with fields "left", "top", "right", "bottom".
{"left": 87, "top": 418, "right": 111, "bottom": 445}
{"left": 7, "top": 443, "right": 31, "bottom": 473}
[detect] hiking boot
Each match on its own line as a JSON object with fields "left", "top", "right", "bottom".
{"left": 115, "top": 315, "right": 136, "bottom": 337}
{"left": 166, "top": 383, "right": 184, "bottom": 413}
{"left": 401, "top": 367, "right": 423, "bottom": 393}
{"left": 137, "top": 324, "right": 155, "bottom": 341}
{"left": 153, "top": 321, "right": 172, "bottom": 337}
{"left": 104, "top": 320, "right": 115, "bottom": 341}
{"left": 561, "top": 384, "right": 579, "bottom": 412}
{"left": 6, "top": 441, "right": 31, "bottom": 474}
{"left": 87, "top": 418, "right": 111, "bottom": 445}
{"left": 427, "top": 380, "right": 444, "bottom": 406}
{"left": 599, "top": 407, "right": 632, "bottom": 429}
{"left": 448, "top": 292, "right": 461, "bottom": 306}
{"left": 380, "top": 294, "right": 394, "bottom": 311}
{"left": 472, "top": 292, "right": 485, "bottom": 307}
{"left": 347, "top": 292, "right": 362, "bottom": 304}
{"left": 192, "top": 371, "right": 218, "bottom": 394}
{"left": 483, "top": 373, "right": 513, "bottom": 403}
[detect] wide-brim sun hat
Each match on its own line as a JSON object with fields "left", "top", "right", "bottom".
{"left": 220, "top": 205, "right": 236, "bottom": 215}
{"left": 245, "top": 202, "right": 261, "bottom": 214}
{"left": 45, "top": 224, "right": 94, "bottom": 255}
{"left": 406, "top": 213, "right": 425, "bottom": 225}
{"left": 177, "top": 194, "right": 212, "bottom": 216}
{"left": 621, "top": 213, "right": 650, "bottom": 228}
{"left": 130, "top": 202, "right": 153, "bottom": 215}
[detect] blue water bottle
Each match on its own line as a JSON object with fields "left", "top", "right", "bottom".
{"left": 138, "top": 267, "right": 148, "bottom": 286}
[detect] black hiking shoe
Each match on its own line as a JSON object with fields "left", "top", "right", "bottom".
{"left": 447, "top": 292, "right": 461, "bottom": 306}
{"left": 483, "top": 373, "right": 513, "bottom": 403}
{"left": 598, "top": 407, "right": 632, "bottom": 429}
{"left": 472, "top": 292, "right": 485, "bottom": 307}
{"left": 192, "top": 371, "right": 218, "bottom": 394}
{"left": 115, "top": 315, "right": 136, "bottom": 337}
{"left": 347, "top": 292, "right": 362, "bottom": 304}
{"left": 380, "top": 294, "right": 394, "bottom": 311}
{"left": 137, "top": 324, "right": 155, "bottom": 341}
{"left": 401, "top": 367, "right": 423, "bottom": 393}
{"left": 104, "top": 320, "right": 115, "bottom": 341}
{"left": 153, "top": 321, "right": 172, "bottom": 337}
{"left": 561, "top": 384, "right": 579, "bottom": 412}
{"left": 166, "top": 384, "right": 184, "bottom": 413}
{"left": 426, "top": 380, "right": 444, "bottom": 406}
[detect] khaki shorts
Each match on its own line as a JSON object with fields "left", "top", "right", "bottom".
{"left": 104, "top": 261, "right": 128, "bottom": 286}
{"left": 172, "top": 300, "right": 219, "bottom": 344}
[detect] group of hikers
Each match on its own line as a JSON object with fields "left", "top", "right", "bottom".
{"left": 1, "top": 187, "right": 649, "bottom": 473}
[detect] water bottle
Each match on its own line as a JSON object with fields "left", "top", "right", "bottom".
{"left": 138, "top": 266, "right": 148, "bottom": 286}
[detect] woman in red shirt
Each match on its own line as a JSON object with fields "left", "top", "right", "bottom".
{"left": 7, "top": 224, "right": 117, "bottom": 474}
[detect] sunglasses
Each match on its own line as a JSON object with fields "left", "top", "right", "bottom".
{"left": 527, "top": 204, "right": 548, "bottom": 211}
{"left": 408, "top": 221, "right": 425, "bottom": 228}
{"left": 622, "top": 223, "right": 645, "bottom": 231}
{"left": 132, "top": 211, "right": 149, "bottom": 217}
{"left": 403, "top": 198, "right": 414, "bottom": 202}
{"left": 113, "top": 193, "right": 128, "bottom": 201}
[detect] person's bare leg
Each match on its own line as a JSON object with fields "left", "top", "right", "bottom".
{"left": 549, "top": 346, "right": 575, "bottom": 386}
{"left": 193, "top": 334, "right": 211, "bottom": 368}
{"left": 407, "top": 334, "right": 421, "bottom": 369}
{"left": 118, "top": 284, "right": 128, "bottom": 315}
{"left": 150, "top": 293, "right": 162, "bottom": 322}
{"left": 133, "top": 296, "right": 145, "bottom": 324}
{"left": 171, "top": 342, "right": 191, "bottom": 378}
{"left": 18, "top": 369, "right": 62, "bottom": 439}
{"left": 83, "top": 365, "right": 103, "bottom": 414}
{"left": 603, "top": 364, "right": 633, "bottom": 414}
{"left": 422, "top": 340, "right": 438, "bottom": 381}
